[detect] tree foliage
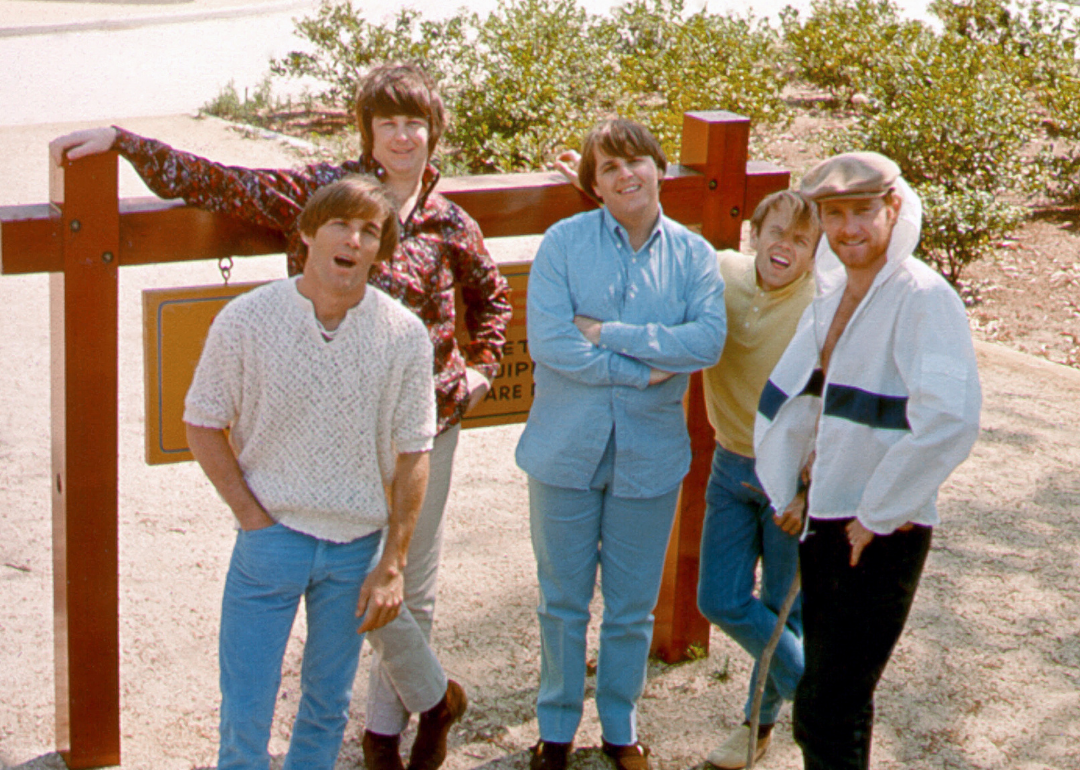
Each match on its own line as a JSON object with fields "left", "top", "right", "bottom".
{"left": 607, "top": 0, "right": 787, "bottom": 156}
{"left": 780, "top": 0, "right": 926, "bottom": 102}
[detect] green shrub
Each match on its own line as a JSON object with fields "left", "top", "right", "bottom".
{"left": 249, "top": 0, "right": 790, "bottom": 173}
{"left": 607, "top": 0, "right": 788, "bottom": 156}
{"left": 848, "top": 33, "right": 1038, "bottom": 195}
{"left": 916, "top": 183, "right": 1025, "bottom": 285}
{"left": 447, "top": 0, "right": 619, "bottom": 173}
{"left": 928, "top": 0, "right": 1080, "bottom": 207}
{"left": 1039, "top": 71, "right": 1080, "bottom": 204}
{"left": 930, "top": 0, "right": 1079, "bottom": 96}
{"left": 780, "top": 0, "right": 926, "bottom": 102}
{"left": 200, "top": 76, "right": 288, "bottom": 127}
{"left": 268, "top": 2, "right": 465, "bottom": 112}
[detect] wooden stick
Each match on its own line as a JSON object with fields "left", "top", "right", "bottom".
{"left": 746, "top": 562, "right": 801, "bottom": 770}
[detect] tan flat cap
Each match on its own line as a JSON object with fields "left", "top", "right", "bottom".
{"left": 799, "top": 152, "right": 900, "bottom": 201}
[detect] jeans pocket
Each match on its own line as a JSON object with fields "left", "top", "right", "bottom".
{"left": 233, "top": 523, "right": 294, "bottom": 587}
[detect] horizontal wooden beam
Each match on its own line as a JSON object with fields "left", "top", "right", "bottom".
{"left": 1, "top": 161, "right": 789, "bottom": 276}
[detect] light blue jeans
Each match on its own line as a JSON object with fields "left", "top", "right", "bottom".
{"left": 528, "top": 442, "right": 680, "bottom": 746}
{"left": 697, "top": 443, "right": 803, "bottom": 725}
{"left": 217, "top": 523, "right": 382, "bottom": 770}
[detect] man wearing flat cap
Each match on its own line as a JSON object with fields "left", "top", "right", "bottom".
{"left": 753, "top": 152, "right": 982, "bottom": 769}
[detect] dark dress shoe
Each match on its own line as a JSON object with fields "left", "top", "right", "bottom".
{"left": 406, "top": 679, "right": 468, "bottom": 770}
{"left": 530, "top": 740, "right": 572, "bottom": 770}
{"left": 601, "top": 740, "right": 651, "bottom": 770}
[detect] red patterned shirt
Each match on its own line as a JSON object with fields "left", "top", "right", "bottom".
{"left": 114, "top": 129, "right": 512, "bottom": 433}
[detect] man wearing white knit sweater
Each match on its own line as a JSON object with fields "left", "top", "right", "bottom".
{"left": 183, "top": 176, "right": 437, "bottom": 770}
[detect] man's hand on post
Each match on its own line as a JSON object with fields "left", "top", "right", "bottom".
{"left": 50, "top": 127, "right": 118, "bottom": 164}
{"left": 554, "top": 150, "right": 583, "bottom": 190}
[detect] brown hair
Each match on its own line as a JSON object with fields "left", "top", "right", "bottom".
{"left": 298, "top": 175, "right": 400, "bottom": 262}
{"left": 578, "top": 118, "right": 668, "bottom": 199}
{"left": 354, "top": 63, "right": 446, "bottom": 158}
{"left": 749, "top": 190, "right": 821, "bottom": 240}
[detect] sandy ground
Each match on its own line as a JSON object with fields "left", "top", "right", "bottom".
{"left": 2, "top": 116, "right": 1080, "bottom": 770}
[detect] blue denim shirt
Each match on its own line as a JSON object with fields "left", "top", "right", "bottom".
{"left": 515, "top": 207, "right": 726, "bottom": 498}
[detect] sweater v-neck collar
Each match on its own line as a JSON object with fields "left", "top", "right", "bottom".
{"left": 289, "top": 276, "right": 374, "bottom": 343}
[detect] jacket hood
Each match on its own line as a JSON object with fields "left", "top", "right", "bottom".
{"left": 813, "top": 176, "right": 923, "bottom": 297}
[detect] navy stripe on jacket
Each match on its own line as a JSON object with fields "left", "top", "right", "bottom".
{"left": 758, "top": 380, "right": 788, "bottom": 421}
{"left": 824, "top": 384, "right": 910, "bottom": 430}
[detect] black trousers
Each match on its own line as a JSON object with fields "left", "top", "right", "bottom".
{"left": 793, "top": 517, "right": 932, "bottom": 770}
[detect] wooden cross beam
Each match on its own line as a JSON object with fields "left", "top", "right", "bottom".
{"left": 0, "top": 111, "right": 788, "bottom": 768}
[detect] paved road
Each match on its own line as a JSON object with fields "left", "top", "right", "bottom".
{"left": 2, "top": 0, "right": 321, "bottom": 126}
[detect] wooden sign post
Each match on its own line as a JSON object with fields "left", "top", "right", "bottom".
{"left": 0, "top": 111, "right": 788, "bottom": 768}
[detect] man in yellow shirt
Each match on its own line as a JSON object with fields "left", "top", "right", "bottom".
{"left": 698, "top": 191, "right": 820, "bottom": 769}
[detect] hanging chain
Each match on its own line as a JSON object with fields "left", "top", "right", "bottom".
{"left": 218, "top": 256, "right": 234, "bottom": 286}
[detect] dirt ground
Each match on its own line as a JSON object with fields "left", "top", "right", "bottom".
{"left": 2, "top": 115, "right": 1079, "bottom": 770}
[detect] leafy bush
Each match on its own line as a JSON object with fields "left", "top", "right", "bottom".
{"left": 846, "top": 32, "right": 1039, "bottom": 195}
{"left": 1039, "top": 72, "right": 1080, "bottom": 204}
{"left": 201, "top": 0, "right": 1078, "bottom": 283}
{"left": 607, "top": 0, "right": 788, "bottom": 156}
{"left": 448, "top": 0, "right": 619, "bottom": 173}
{"left": 930, "top": 0, "right": 1079, "bottom": 96}
{"left": 916, "top": 183, "right": 1024, "bottom": 285}
{"left": 199, "top": 76, "right": 288, "bottom": 128}
{"left": 780, "top": 0, "right": 926, "bottom": 102}
{"left": 268, "top": 2, "right": 464, "bottom": 112}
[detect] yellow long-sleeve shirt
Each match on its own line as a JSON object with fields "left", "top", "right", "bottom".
{"left": 703, "top": 250, "right": 814, "bottom": 458}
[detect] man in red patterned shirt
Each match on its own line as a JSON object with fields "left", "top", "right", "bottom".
{"left": 52, "top": 63, "right": 511, "bottom": 770}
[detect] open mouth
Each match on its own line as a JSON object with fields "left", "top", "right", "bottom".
{"left": 769, "top": 254, "right": 791, "bottom": 269}
{"left": 333, "top": 255, "right": 357, "bottom": 268}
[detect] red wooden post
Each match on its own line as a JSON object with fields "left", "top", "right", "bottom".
{"left": 49, "top": 151, "right": 122, "bottom": 768}
{"left": 651, "top": 113, "right": 751, "bottom": 663}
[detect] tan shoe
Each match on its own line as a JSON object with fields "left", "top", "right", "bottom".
{"left": 706, "top": 724, "right": 770, "bottom": 769}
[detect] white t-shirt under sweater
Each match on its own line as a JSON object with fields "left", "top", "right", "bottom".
{"left": 184, "top": 277, "right": 436, "bottom": 543}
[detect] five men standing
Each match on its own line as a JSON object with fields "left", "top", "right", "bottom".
{"left": 50, "top": 74, "right": 982, "bottom": 766}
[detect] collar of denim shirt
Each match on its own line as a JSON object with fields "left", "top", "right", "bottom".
{"left": 601, "top": 204, "right": 665, "bottom": 257}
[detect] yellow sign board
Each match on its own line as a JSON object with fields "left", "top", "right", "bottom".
{"left": 142, "top": 262, "right": 535, "bottom": 465}
{"left": 142, "top": 282, "right": 265, "bottom": 465}
{"left": 459, "top": 263, "right": 534, "bottom": 428}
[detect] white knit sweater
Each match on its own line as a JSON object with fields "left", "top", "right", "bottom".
{"left": 184, "top": 277, "right": 436, "bottom": 543}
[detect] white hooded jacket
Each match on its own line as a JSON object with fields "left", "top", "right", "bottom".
{"left": 753, "top": 179, "right": 982, "bottom": 535}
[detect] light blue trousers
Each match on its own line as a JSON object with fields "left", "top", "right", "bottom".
{"left": 217, "top": 523, "right": 382, "bottom": 770}
{"left": 529, "top": 465, "right": 679, "bottom": 746}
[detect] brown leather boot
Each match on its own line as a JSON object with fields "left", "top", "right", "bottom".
{"left": 406, "top": 680, "right": 467, "bottom": 770}
{"left": 601, "top": 740, "right": 651, "bottom": 770}
{"left": 363, "top": 730, "right": 405, "bottom": 770}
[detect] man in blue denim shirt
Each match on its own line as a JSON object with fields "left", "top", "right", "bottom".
{"left": 516, "top": 119, "right": 726, "bottom": 770}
